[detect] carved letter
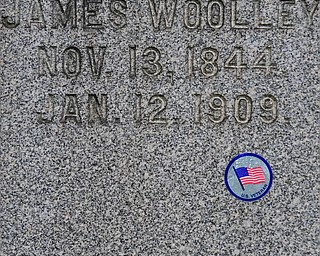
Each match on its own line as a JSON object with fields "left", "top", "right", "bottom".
{"left": 279, "top": 0, "right": 295, "bottom": 29}
{"left": 62, "top": 47, "right": 82, "bottom": 78}
{"left": 51, "top": 0, "right": 77, "bottom": 28}
{"left": 61, "top": 94, "right": 81, "bottom": 123}
{"left": 208, "top": 0, "right": 224, "bottom": 29}
{"left": 38, "top": 46, "right": 58, "bottom": 77}
{"left": 37, "top": 94, "right": 54, "bottom": 123}
{"left": 110, "top": 0, "right": 127, "bottom": 29}
{"left": 86, "top": 46, "right": 106, "bottom": 78}
{"left": 184, "top": 0, "right": 201, "bottom": 29}
{"left": 254, "top": 0, "right": 272, "bottom": 29}
{"left": 148, "top": 0, "right": 177, "bottom": 29}
{"left": 300, "top": 0, "right": 319, "bottom": 26}
{"left": 88, "top": 94, "right": 108, "bottom": 124}
{"left": 83, "top": 0, "right": 103, "bottom": 28}
{"left": 2, "top": 0, "right": 20, "bottom": 28}
{"left": 28, "top": 0, "right": 46, "bottom": 28}
{"left": 231, "top": 0, "right": 249, "bottom": 29}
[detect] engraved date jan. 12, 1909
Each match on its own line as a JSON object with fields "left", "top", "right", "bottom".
{"left": 37, "top": 93, "right": 278, "bottom": 125}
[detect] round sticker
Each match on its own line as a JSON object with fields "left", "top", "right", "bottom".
{"left": 225, "top": 153, "right": 273, "bottom": 201}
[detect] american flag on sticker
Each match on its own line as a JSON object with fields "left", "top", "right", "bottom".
{"left": 233, "top": 166, "right": 266, "bottom": 190}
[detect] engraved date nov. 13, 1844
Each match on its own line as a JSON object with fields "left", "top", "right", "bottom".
{"left": 38, "top": 45, "right": 277, "bottom": 79}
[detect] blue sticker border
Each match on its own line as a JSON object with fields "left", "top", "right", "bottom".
{"left": 224, "top": 153, "right": 273, "bottom": 202}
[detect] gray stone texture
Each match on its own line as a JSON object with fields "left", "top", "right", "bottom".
{"left": 0, "top": 0, "right": 319, "bottom": 255}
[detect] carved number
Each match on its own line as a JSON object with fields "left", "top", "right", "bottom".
{"left": 224, "top": 47, "right": 247, "bottom": 78}
{"left": 135, "top": 94, "right": 168, "bottom": 124}
{"left": 200, "top": 47, "right": 219, "bottom": 77}
{"left": 208, "top": 94, "right": 227, "bottom": 123}
{"left": 149, "top": 95, "right": 167, "bottom": 124}
{"left": 142, "top": 47, "right": 163, "bottom": 76}
{"left": 188, "top": 46, "right": 276, "bottom": 78}
{"left": 195, "top": 94, "right": 278, "bottom": 124}
{"left": 187, "top": 47, "right": 219, "bottom": 77}
{"left": 234, "top": 95, "right": 252, "bottom": 124}
{"left": 260, "top": 95, "right": 278, "bottom": 123}
{"left": 252, "top": 47, "right": 276, "bottom": 75}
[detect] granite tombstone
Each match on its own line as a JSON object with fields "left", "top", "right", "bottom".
{"left": 0, "top": 0, "right": 319, "bottom": 255}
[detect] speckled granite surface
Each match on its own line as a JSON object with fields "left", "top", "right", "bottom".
{"left": 0, "top": 1, "right": 319, "bottom": 255}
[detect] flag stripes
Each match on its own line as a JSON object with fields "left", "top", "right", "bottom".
{"left": 240, "top": 166, "right": 266, "bottom": 185}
